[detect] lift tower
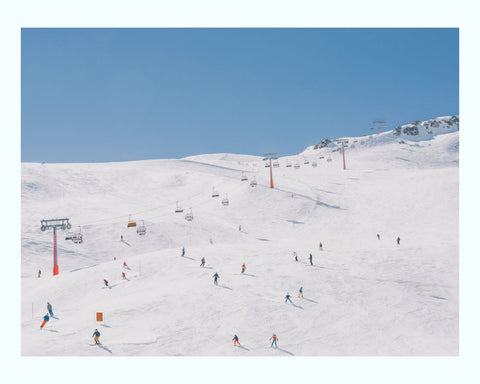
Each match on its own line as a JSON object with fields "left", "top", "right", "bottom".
{"left": 40, "top": 218, "right": 71, "bottom": 276}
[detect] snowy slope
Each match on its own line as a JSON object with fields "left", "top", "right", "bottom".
{"left": 21, "top": 116, "right": 459, "bottom": 356}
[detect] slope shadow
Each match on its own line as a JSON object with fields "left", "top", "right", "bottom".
{"left": 218, "top": 285, "right": 232, "bottom": 290}
{"left": 256, "top": 238, "right": 271, "bottom": 242}
{"left": 70, "top": 264, "right": 98, "bottom": 272}
{"left": 203, "top": 266, "right": 213, "bottom": 269}
{"left": 99, "top": 324, "right": 112, "bottom": 328}
{"left": 275, "top": 187, "right": 343, "bottom": 210}
{"left": 286, "top": 219, "right": 305, "bottom": 225}
{"left": 277, "top": 347, "right": 294, "bottom": 356}
{"left": 431, "top": 295, "right": 447, "bottom": 300}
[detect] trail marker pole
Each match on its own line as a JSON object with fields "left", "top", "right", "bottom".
{"left": 342, "top": 143, "right": 346, "bottom": 170}
{"left": 40, "top": 218, "right": 71, "bottom": 276}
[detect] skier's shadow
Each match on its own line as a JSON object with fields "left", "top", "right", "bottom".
{"left": 99, "top": 323, "right": 112, "bottom": 328}
{"left": 182, "top": 256, "right": 195, "bottom": 261}
{"left": 243, "top": 273, "right": 256, "bottom": 277}
{"left": 291, "top": 303, "right": 304, "bottom": 310}
{"left": 122, "top": 241, "right": 131, "bottom": 247}
{"left": 302, "top": 298, "right": 318, "bottom": 304}
{"left": 203, "top": 266, "right": 213, "bottom": 269}
{"left": 236, "top": 345, "right": 249, "bottom": 351}
{"left": 44, "top": 329, "right": 59, "bottom": 333}
{"left": 97, "top": 344, "right": 113, "bottom": 354}
{"left": 278, "top": 347, "right": 294, "bottom": 356}
{"left": 219, "top": 285, "right": 232, "bottom": 290}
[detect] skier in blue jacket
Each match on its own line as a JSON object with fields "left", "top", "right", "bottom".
{"left": 47, "top": 302, "right": 54, "bottom": 317}
{"left": 213, "top": 272, "right": 219, "bottom": 285}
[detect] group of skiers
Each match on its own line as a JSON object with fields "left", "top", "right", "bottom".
{"left": 39, "top": 302, "right": 54, "bottom": 329}
{"left": 231, "top": 333, "right": 279, "bottom": 348}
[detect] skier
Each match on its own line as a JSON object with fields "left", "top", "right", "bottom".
{"left": 123, "top": 261, "right": 128, "bottom": 268}
{"left": 397, "top": 236, "right": 401, "bottom": 245}
{"left": 92, "top": 329, "right": 101, "bottom": 344}
{"left": 238, "top": 225, "right": 242, "bottom": 231}
{"left": 181, "top": 247, "right": 185, "bottom": 257}
{"left": 213, "top": 272, "right": 220, "bottom": 285}
{"left": 120, "top": 235, "right": 123, "bottom": 241}
{"left": 319, "top": 242, "right": 323, "bottom": 251}
{"left": 122, "top": 272, "right": 126, "bottom": 280}
{"left": 241, "top": 263, "right": 246, "bottom": 274}
{"left": 285, "top": 293, "right": 293, "bottom": 304}
{"left": 298, "top": 286, "right": 303, "bottom": 298}
{"left": 37, "top": 269, "right": 41, "bottom": 278}
{"left": 47, "top": 302, "right": 54, "bottom": 317}
{"left": 40, "top": 314, "right": 50, "bottom": 329}
{"left": 104, "top": 279, "right": 109, "bottom": 287}
{"left": 293, "top": 252, "right": 298, "bottom": 262}
{"left": 232, "top": 334, "right": 240, "bottom": 346}
{"left": 377, "top": 233, "right": 380, "bottom": 240}
{"left": 200, "top": 257, "right": 205, "bottom": 267}
{"left": 270, "top": 334, "right": 278, "bottom": 348}
{"left": 309, "top": 253, "right": 313, "bottom": 266}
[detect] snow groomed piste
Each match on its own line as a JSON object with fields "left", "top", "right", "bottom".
{"left": 21, "top": 116, "right": 459, "bottom": 356}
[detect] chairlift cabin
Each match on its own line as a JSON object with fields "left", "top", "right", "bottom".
{"left": 303, "top": 158, "right": 310, "bottom": 164}
{"left": 127, "top": 215, "right": 136, "bottom": 227}
{"left": 222, "top": 194, "right": 229, "bottom": 206}
{"left": 65, "top": 232, "right": 74, "bottom": 241}
{"left": 286, "top": 160, "right": 292, "bottom": 167}
{"left": 185, "top": 208, "right": 194, "bottom": 221}
{"left": 175, "top": 201, "right": 184, "bottom": 213}
{"left": 273, "top": 160, "right": 279, "bottom": 168}
{"left": 327, "top": 156, "right": 332, "bottom": 162}
{"left": 294, "top": 162, "right": 300, "bottom": 169}
{"left": 241, "top": 172, "right": 248, "bottom": 181}
{"left": 264, "top": 160, "right": 270, "bottom": 167}
{"left": 137, "top": 220, "right": 146, "bottom": 236}
{"left": 250, "top": 177, "right": 257, "bottom": 187}
{"left": 212, "top": 188, "right": 219, "bottom": 198}
{"left": 312, "top": 160, "right": 318, "bottom": 167}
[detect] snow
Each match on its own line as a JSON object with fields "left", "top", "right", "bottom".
{"left": 21, "top": 118, "right": 459, "bottom": 360}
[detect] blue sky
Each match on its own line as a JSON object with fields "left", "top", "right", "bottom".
{"left": 21, "top": 28, "right": 458, "bottom": 163}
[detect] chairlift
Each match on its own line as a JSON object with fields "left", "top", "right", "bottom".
{"left": 72, "top": 226, "right": 83, "bottom": 244}
{"left": 304, "top": 158, "right": 310, "bottom": 165}
{"left": 222, "top": 194, "right": 229, "bottom": 206}
{"left": 250, "top": 177, "right": 257, "bottom": 187}
{"left": 64, "top": 232, "right": 73, "bottom": 241}
{"left": 127, "top": 215, "right": 136, "bottom": 227}
{"left": 185, "top": 208, "right": 194, "bottom": 221}
{"left": 286, "top": 160, "right": 292, "bottom": 167}
{"left": 264, "top": 161, "right": 270, "bottom": 168}
{"left": 273, "top": 160, "right": 279, "bottom": 168}
{"left": 175, "top": 201, "right": 184, "bottom": 213}
{"left": 212, "top": 188, "right": 219, "bottom": 198}
{"left": 319, "top": 156, "right": 325, "bottom": 159}
{"left": 294, "top": 162, "right": 300, "bottom": 169}
{"left": 312, "top": 161, "right": 318, "bottom": 167}
{"left": 137, "top": 220, "right": 146, "bottom": 236}
{"left": 241, "top": 172, "right": 248, "bottom": 181}
{"left": 327, "top": 156, "right": 332, "bottom": 162}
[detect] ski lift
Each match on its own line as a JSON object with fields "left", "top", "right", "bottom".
{"left": 127, "top": 215, "right": 136, "bottom": 227}
{"left": 264, "top": 160, "right": 270, "bottom": 168}
{"left": 294, "top": 162, "right": 300, "bottom": 169}
{"left": 175, "top": 201, "right": 183, "bottom": 213}
{"left": 327, "top": 156, "right": 332, "bottom": 162}
{"left": 319, "top": 156, "right": 324, "bottom": 159}
{"left": 312, "top": 161, "right": 318, "bottom": 167}
{"left": 137, "top": 220, "right": 146, "bottom": 236}
{"left": 273, "top": 160, "right": 279, "bottom": 168}
{"left": 222, "top": 194, "right": 229, "bottom": 206}
{"left": 72, "top": 226, "right": 83, "bottom": 244}
{"left": 250, "top": 177, "right": 257, "bottom": 187}
{"left": 241, "top": 172, "right": 248, "bottom": 181}
{"left": 303, "top": 158, "right": 310, "bottom": 165}
{"left": 212, "top": 187, "right": 219, "bottom": 198}
{"left": 286, "top": 160, "right": 292, "bottom": 167}
{"left": 185, "top": 208, "right": 194, "bottom": 221}
{"left": 64, "top": 232, "right": 73, "bottom": 241}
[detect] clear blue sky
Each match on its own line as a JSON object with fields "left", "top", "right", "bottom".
{"left": 21, "top": 28, "right": 458, "bottom": 163}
